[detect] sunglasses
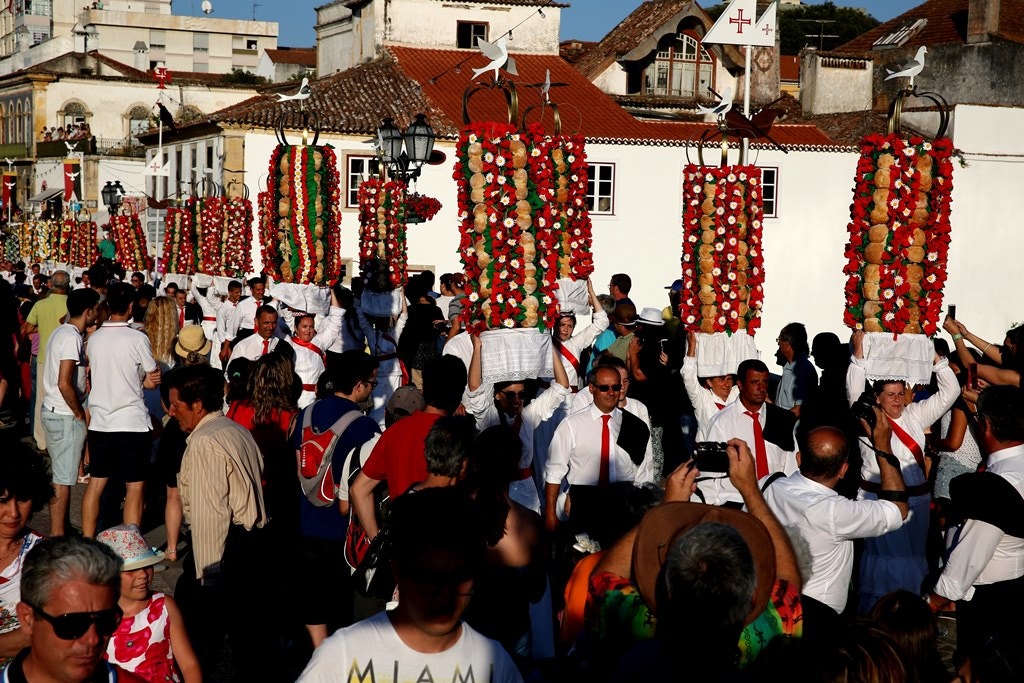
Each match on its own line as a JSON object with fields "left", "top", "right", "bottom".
{"left": 362, "top": 379, "right": 379, "bottom": 388}
{"left": 26, "top": 603, "right": 122, "bottom": 640}
{"left": 501, "top": 390, "right": 527, "bottom": 400}
{"left": 594, "top": 384, "right": 623, "bottom": 393}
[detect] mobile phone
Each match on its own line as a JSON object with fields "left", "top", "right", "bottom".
{"left": 968, "top": 362, "right": 978, "bottom": 390}
{"left": 948, "top": 304, "right": 957, "bottom": 320}
{"left": 659, "top": 339, "right": 667, "bottom": 353}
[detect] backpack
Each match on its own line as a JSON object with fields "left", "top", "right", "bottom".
{"left": 343, "top": 440, "right": 397, "bottom": 599}
{"left": 298, "top": 403, "right": 363, "bottom": 507}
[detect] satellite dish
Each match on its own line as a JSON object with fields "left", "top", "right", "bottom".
{"left": 201, "top": 0, "right": 213, "bottom": 14}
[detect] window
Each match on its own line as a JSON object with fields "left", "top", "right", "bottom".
{"left": 128, "top": 105, "right": 150, "bottom": 142}
{"left": 247, "top": 39, "right": 258, "bottom": 51}
{"left": 457, "top": 22, "right": 488, "bottom": 49}
{"left": 760, "top": 167, "right": 778, "bottom": 217}
{"left": 194, "top": 32, "right": 209, "bottom": 52}
{"left": 586, "top": 163, "right": 615, "bottom": 214}
{"left": 62, "top": 101, "right": 87, "bottom": 128}
{"left": 347, "top": 156, "right": 380, "bottom": 207}
{"left": 644, "top": 32, "right": 714, "bottom": 98}
{"left": 149, "top": 30, "right": 165, "bottom": 49}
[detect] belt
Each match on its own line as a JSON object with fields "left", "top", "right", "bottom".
{"left": 302, "top": 383, "right": 316, "bottom": 392}
{"left": 515, "top": 466, "right": 534, "bottom": 481}
{"left": 860, "top": 479, "right": 932, "bottom": 497}
{"left": 203, "top": 316, "right": 216, "bottom": 322}
{"left": 377, "top": 353, "right": 398, "bottom": 362}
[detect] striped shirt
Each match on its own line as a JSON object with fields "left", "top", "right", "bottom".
{"left": 179, "top": 412, "right": 266, "bottom": 580}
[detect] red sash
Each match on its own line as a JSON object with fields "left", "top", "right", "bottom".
{"left": 889, "top": 418, "right": 925, "bottom": 469}
{"left": 557, "top": 342, "right": 581, "bottom": 374}
{"left": 292, "top": 336, "right": 326, "bottom": 365}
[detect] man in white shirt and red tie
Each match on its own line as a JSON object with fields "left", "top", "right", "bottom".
{"left": 215, "top": 280, "right": 243, "bottom": 367}
{"left": 846, "top": 329, "right": 957, "bottom": 611}
{"left": 701, "top": 358, "right": 797, "bottom": 507}
{"left": 544, "top": 364, "right": 656, "bottom": 535}
{"left": 173, "top": 287, "right": 202, "bottom": 329}
{"left": 222, "top": 277, "right": 271, "bottom": 356}
{"left": 227, "top": 305, "right": 280, "bottom": 366}
{"left": 928, "top": 385, "right": 1024, "bottom": 657}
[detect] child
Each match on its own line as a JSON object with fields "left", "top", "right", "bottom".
{"left": 97, "top": 524, "right": 201, "bottom": 683}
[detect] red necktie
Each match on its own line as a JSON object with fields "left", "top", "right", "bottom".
{"left": 745, "top": 410, "right": 769, "bottom": 479}
{"left": 261, "top": 339, "right": 270, "bottom": 355}
{"left": 599, "top": 414, "right": 611, "bottom": 487}
{"left": 512, "top": 414, "right": 522, "bottom": 434}
{"left": 178, "top": 307, "right": 185, "bottom": 328}
{"left": 715, "top": 402, "right": 726, "bottom": 411}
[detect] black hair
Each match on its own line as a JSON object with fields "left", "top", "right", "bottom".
{"left": 105, "top": 281, "right": 134, "bottom": 316}
{"left": 388, "top": 487, "right": 486, "bottom": 575}
{"left": 736, "top": 358, "right": 769, "bottom": 383}
{"left": 778, "top": 322, "right": 810, "bottom": 358}
{"left": 328, "top": 350, "right": 379, "bottom": 395}
{"left": 422, "top": 355, "right": 468, "bottom": 413}
{"left": 0, "top": 442, "right": 54, "bottom": 511}
{"left": 610, "top": 273, "right": 632, "bottom": 294}
{"left": 977, "top": 385, "right": 1024, "bottom": 442}
{"left": 165, "top": 364, "right": 225, "bottom": 412}
{"left": 66, "top": 288, "right": 100, "bottom": 318}
{"left": 469, "top": 425, "right": 520, "bottom": 546}
{"left": 226, "top": 358, "right": 253, "bottom": 404}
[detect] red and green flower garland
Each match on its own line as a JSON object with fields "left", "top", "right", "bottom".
{"left": 222, "top": 197, "right": 254, "bottom": 278}
{"left": 110, "top": 214, "right": 153, "bottom": 271}
{"left": 455, "top": 123, "right": 560, "bottom": 335}
{"left": 193, "top": 196, "right": 225, "bottom": 275}
{"left": 842, "top": 134, "right": 954, "bottom": 335}
{"left": 260, "top": 145, "right": 342, "bottom": 286}
{"left": 161, "top": 207, "right": 195, "bottom": 274}
{"left": 357, "top": 178, "right": 408, "bottom": 289}
{"left": 18, "top": 220, "right": 56, "bottom": 264}
{"left": 65, "top": 220, "right": 97, "bottom": 268}
{"left": 680, "top": 165, "right": 765, "bottom": 335}
{"left": 405, "top": 193, "right": 442, "bottom": 223}
{"left": 55, "top": 220, "right": 74, "bottom": 264}
{"left": 536, "top": 132, "right": 594, "bottom": 280}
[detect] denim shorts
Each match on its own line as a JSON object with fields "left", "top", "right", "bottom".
{"left": 41, "top": 410, "right": 87, "bottom": 486}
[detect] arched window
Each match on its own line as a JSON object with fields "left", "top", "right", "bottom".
{"left": 13, "top": 102, "right": 22, "bottom": 142}
{"left": 176, "top": 104, "right": 203, "bottom": 123}
{"left": 62, "top": 101, "right": 87, "bottom": 128}
{"left": 22, "top": 98, "right": 31, "bottom": 144}
{"left": 0, "top": 104, "right": 5, "bottom": 144}
{"left": 644, "top": 32, "right": 714, "bottom": 98}
{"left": 128, "top": 105, "right": 150, "bottom": 142}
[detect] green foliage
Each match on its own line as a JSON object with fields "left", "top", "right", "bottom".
{"left": 221, "top": 68, "right": 270, "bottom": 85}
{"left": 703, "top": 2, "right": 880, "bottom": 55}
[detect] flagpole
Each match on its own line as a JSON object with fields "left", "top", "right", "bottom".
{"left": 742, "top": 44, "right": 751, "bottom": 165}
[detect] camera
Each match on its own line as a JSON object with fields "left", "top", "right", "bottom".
{"left": 850, "top": 390, "right": 877, "bottom": 432}
{"left": 693, "top": 441, "right": 730, "bottom": 473}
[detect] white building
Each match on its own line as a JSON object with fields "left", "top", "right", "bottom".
{"left": 0, "top": 0, "right": 278, "bottom": 76}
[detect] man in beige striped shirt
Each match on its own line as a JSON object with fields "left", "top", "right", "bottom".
{"left": 165, "top": 364, "right": 283, "bottom": 679}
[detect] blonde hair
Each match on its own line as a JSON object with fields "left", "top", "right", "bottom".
{"left": 145, "top": 296, "right": 179, "bottom": 365}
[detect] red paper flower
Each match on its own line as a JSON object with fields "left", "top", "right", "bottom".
{"left": 358, "top": 177, "right": 409, "bottom": 289}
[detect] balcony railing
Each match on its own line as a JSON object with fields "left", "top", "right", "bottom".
{"left": 34, "top": 137, "right": 145, "bottom": 158}
{"left": 96, "top": 137, "right": 146, "bottom": 158}
{"left": 0, "top": 142, "right": 29, "bottom": 158}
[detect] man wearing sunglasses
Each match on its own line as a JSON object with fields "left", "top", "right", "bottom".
{"left": 10, "top": 536, "right": 146, "bottom": 683}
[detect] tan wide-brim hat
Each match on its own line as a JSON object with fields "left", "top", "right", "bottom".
{"left": 175, "top": 325, "right": 212, "bottom": 359}
{"left": 631, "top": 502, "right": 776, "bottom": 625}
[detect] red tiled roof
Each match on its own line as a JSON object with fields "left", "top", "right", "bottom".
{"left": 839, "top": 0, "right": 1024, "bottom": 51}
{"left": 559, "top": 39, "right": 597, "bottom": 64}
{"left": 264, "top": 47, "right": 316, "bottom": 67}
{"left": 780, "top": 55, "right": 799, "bottom": 83}
{"left": 206, "top": 46, "right": 838, "bottom": 149}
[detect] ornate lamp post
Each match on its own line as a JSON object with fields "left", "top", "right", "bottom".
{"left": 101, "top": 180, "right": 124, "bottom": 215}
{"left": 376, "top": 114, "right": 436, "bottom": 184}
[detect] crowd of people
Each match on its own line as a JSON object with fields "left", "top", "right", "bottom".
{"left": 0, "top": 255, "right": 1022, "bottom": 682}
{"left": 39, "top": 123, "right": 92, "bottom": 143}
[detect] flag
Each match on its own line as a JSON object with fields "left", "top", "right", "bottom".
{"left": 749, "top": 2, "right": 779, "bottom": 48}
{"left": 703, "top": 0, "right": 762, "bottom": 46}
{"left": 63, "top": 158, "right": 82, "bottom": 204}
{"left": 144, "top": 154, "right": 170, "bottom": 177}
{"left": 2, "top": 171, "right": 16, "bottom": 211}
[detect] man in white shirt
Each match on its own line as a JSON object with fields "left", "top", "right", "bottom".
{"left": 189, "top": 280, "right": 222, "bottom": 349}
{"left": 846, "top": 330, "right": 957, "bottom": 611}
{"left": 214, "top": 280, "right": 243, "bottom": 368}
{"left": 464, "top": 335, "right": 570, "bottom": 513}
{"left": 544, "top": 365, "right": 655, "bottom": 532}
{"left": 298, "top": 487, "right": 522, "bottom": 683}
{"left": 227, "top": 305, "right": 280, "bottom": 366}
{"left": 929, "top": 385, "right": 1024, "bottom": 655}
{"left": 701, "top": 359, "right": 798, "bottom": 506}
{"left": 763, "top": 422, "right": 908, "bottom": 623}
{"left": 40, "top": 288, "right": 100, "bottom": 536}
{"left": 222, "top": 276, "right": 270, "bottom": 355}
{"left": 82, "top": 282, "right": 160, "bottom": 538}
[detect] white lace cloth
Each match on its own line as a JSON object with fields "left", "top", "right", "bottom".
{"left": 480, "top": 327, "right": 553, "bottom": 384}
{"left": 159, "top": 273, "right": 189, "bottom": 290}
{"left": 557, "top": 279, "right": 590, "bottom": 316}
{"left": 695, "top": 330, "right": 759, "bottom": 376}
{"left": 267, "top": 279, "right": 330, "bottom": 314}
{"left": 859, "top": 332, "right": 934, "bottom": 386}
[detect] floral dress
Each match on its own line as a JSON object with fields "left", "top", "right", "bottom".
{"left": 0, "top": 531, "right": 45, "bottom": 671}
{"left": 104, "top": 593, "right": 181, "bottom": 683}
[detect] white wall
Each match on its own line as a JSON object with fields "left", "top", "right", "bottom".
{"left": 383, "top": 0, "right": 561, "bottom": 54}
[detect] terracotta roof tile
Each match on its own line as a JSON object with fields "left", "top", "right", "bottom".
{"left": 559, "top": 39, "right": 597, "bottom": 64}
{"left": 839, "top": 0, "right": 1024, "bottom": 51}
{"left": 207, "top": 46, "right": 837, "bottom": 150}
{"left": 211, "top": 50, "right": 459, "bottom": 137}
{"left": 264, "top": 47, "right": 316, "bottom": 67}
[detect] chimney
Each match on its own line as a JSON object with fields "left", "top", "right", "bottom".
{"left": 967, "top": 0, "right": 1000, "bottom": 44}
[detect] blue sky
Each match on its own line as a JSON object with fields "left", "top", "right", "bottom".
{"left": 182, "top": 1, "right": 922, "bottom": 47}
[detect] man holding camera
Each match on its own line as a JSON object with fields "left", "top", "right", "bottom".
{"left": 846, "top": 329, "right": 957, "bottom": 611}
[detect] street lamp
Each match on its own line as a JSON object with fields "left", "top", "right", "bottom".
{"left": 376, "top": 114, "right": 435, "bottom": 184}
{"left": 101, "top": 180, "right": 124, "bottom": 215}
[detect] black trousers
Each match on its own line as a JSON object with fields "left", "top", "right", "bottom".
{"left": 956, "top": 573, "right": 1024, "bottom": 656}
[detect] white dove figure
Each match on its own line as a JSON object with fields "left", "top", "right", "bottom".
{"left": 66, "top": 171, "right": 80, "bottom": 181}
{"left": 885, "top": 46, "right": 928, "bottom": 85}
{"left": 4, "top": 158, "right": 12, "bottom": 168}
{"left": 472, "top": 35, "right": 518, "bottom": 81}
{"left": 276, "top": 77, "right": 311, "bottom": 102}
{"left": 65, "top": 141, "right": 79, "bottom": 153}
{"left": 697, "top": 85, "right": 734, "bottom": 118}
{"left": 540, "top": 68, "right": 551, "bottom": 102}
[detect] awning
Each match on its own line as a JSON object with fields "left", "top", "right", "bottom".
{"left": 28, "top": 187, "right": 63, "bottom": 203}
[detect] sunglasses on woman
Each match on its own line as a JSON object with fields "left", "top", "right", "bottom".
{"left": 25, "top": 602, "right": 122, "bottom": 640}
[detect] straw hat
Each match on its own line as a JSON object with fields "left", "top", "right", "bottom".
{"left": 175, "top": 325, "right": 212, "bottom": 362}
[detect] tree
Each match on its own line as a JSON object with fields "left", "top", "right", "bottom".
{"left": 704, "top": 2, "right": 880, "bottom": 55}
{"left": 221, "top": 68, "right": 270, "bottom": 85}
